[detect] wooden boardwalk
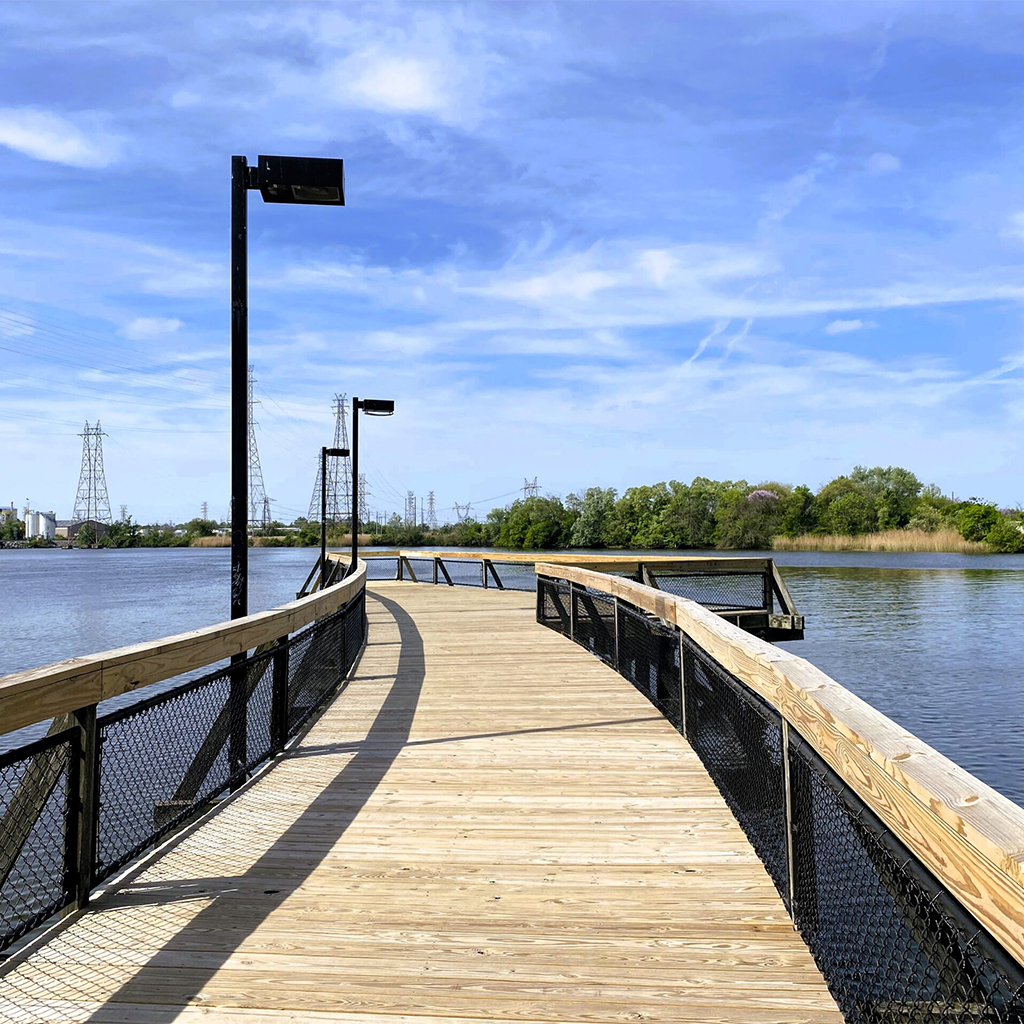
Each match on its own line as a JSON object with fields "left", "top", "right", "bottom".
{"left": 0, "top": 583, "right": 840, "bottom": 1024}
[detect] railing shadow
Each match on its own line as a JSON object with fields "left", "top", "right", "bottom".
{"left": 0, "top": 592, "right": 424, "bottom": 1024}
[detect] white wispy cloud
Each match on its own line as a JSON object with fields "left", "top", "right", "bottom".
{"left": 0, "top": 107, "right": 123, "bottom": 167}
{"left": 825, "top": 318, "right": 875, "bottom": 334}
{"left": 122, "top": 317, "right": 184, "bottom": 341}
{"left": 865, "top": 152, "right": 901, "bottom": 175}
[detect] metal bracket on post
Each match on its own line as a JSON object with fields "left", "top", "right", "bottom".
{"left": 65, "top": 703, "right": 99, "bottom": 913}
{"left": 781, "top": 718, "right": 797, "bottom": 924}
{"left": 271, "top": 636, "right": 290, "bottom": 753}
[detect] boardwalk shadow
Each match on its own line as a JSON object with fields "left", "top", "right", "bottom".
{"left": 1, "top": 592, "right": 424, "bottom": 1024}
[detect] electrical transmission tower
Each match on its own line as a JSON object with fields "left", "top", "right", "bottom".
{"left": 119, "top": 504, "right": 128, "bottom": 522}
{"left": 358, "top": 474, "right": 368, "bottom": 525}
{"left": 523, "top": 477, "right": 539, "bottom": 499}
{"left": 201, "top": 501, "right": 208, "bottom": 520}
{"left": 454, "top": 502, "right": 473, "bottom": 522}
{"left": 307, "top": 394, "right": 352, "bottom": 523}
{"left": 72, "top": 421, "right": 113, "bottom": 524}
{"left": 247, "top": 366, "right": 270, "bottom": 529}
{"left": 405, "top": 491, "right": 417, "bottom": 527}
{"left": 426, "top": 491, "right": 438, "bottom": 529}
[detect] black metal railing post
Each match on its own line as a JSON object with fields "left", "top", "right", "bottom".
{"left": 64, "top": 703, "right": 99, "bottom": 912}
{"left": 433, "top": 558, "right": 439, "bottom": 585}
{"left": 569, "top": 583, "right": 577, "bottom": 641}
{"left": 613, "top": 597, "right": 620, "bottom": 671}
{"left": 781, "top": 718, "right": 796, "bottom": 921}
{"left": 228, "top": 655, "right": 248, "bottom": 791}
{"left": 271, "top": 635, "right": 290, "bottom": 752}
{"left": 677, "top": 631, "right": 687, "bottom": 737}
{"left": 481, "top": 559, "right": 488, "bottom": 589}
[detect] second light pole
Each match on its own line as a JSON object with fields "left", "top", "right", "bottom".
{"left": 350, "top": 397, "right": 395, "bottom": 576}
{"left": 320, "top": 446, "right": 349, "bottom": 590}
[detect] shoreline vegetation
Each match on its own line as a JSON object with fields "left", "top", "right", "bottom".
{"left": 3, "top": 465, "right": 1022, "bottom": 555}
{"left": 771, "top": 528, "right": 988, "bottom": 554}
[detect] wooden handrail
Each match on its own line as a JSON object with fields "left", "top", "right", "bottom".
{"left": 535, "top": 561, "right": 1024, "bottom": 971}
{"left": 0, "top": 562, "right": 367, "bottom": 737}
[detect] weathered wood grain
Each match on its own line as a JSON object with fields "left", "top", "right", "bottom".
{"left": 0, "top": 583, "right": 839, "bottom": 1023}
{"left": 536, "top": 561, "right": 1024, "bottom": 971}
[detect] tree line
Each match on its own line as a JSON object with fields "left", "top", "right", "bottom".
{"left": 368, "top": 466, "right": 1024, "bottom": 553}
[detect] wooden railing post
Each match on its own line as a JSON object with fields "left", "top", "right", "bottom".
{"left": 64, "top": 703, "right": 99, "bottom": 912}
{"left": 271, "top": 636, "right": 290, "bottom": 753}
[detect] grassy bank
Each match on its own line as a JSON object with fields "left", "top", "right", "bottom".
{"left": 772, "top": 528, "right": 987, "bottom": 553}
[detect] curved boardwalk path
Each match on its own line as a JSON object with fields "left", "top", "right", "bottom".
{"left": 0, "top": 583, "right": 840, "bottom": 1024}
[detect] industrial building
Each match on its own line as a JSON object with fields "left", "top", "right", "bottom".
{"left": 23, "top": 509, "right": 57, "bottom": 541}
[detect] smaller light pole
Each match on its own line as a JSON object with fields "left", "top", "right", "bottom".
{"left": 320, "top": 446, "right": 349, "bottom": 590}
{"left": 350, "top": 398, "right": 395, "bottom": 576}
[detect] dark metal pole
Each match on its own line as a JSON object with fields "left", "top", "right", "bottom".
{"left": 230, "top": 155, "right": 248, "bottom": 621}
{"left": 320, "top": 445, "right": 328, "bottom": 590}
{"left": 350, "top": 399, "right": 359, "bottom": 576}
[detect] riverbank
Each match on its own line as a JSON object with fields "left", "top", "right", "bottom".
{"left": 772, "top": 528, "right": 988, "bottom": 554}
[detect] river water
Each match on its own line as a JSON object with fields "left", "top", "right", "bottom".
{"left": 3, "top": 546, "right": 1023, "bottom": 806}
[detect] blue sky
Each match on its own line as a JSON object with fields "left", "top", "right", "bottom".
{"left": 2, "top": 1, "right": 1024, "bottom": 523}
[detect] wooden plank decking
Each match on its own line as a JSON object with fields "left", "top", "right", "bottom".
{"left": 0, "top": 583, "right": 840, "bottom": 1024}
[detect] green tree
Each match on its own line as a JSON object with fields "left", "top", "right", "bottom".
{"left": 0, "top": 516, "right": 25, "bottom": 542}
{"left": 604, "top": 484, "right": 671, "bottom": 548}
{"left": 76, "top": 524, "right": 97, "bottom": 548}
{"left": 824, "top": 492, "right": 877, "bottom": 535}
{"left": 661, "top": 478, "right": 732, "bottom": 549}
{"left": 496, "top": 497, "right": 575, "bottom": 550}
{"left": 715, "top": 487, "right": 786, "bottom": 549}
{"left": 568, "top": 487, "right": 617, "bottom": 548}
{"left": 107, "top": 516, "right": 142, "bottom": 548}
{"left": 849, "top": 465, "right": 923, "bottom": 529}
{"left": 779, "top": 485, "right": 815, "bottom": 538}
{"left": 958, "top": 503, "right": 1000, "bottom": 542}
{"left": 986, "top": 515, "right": 1024, "bottom": 553}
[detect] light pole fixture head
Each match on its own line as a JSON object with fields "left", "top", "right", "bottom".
{"left": 358, "top": 399, "right": 395, "bottom": 416}
{"left": 256, "top": 155, "right": 345, "bottom": 206}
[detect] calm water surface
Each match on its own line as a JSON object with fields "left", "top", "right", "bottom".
{"left": 3, "top": 546, "right": 1024, "bottom": 806}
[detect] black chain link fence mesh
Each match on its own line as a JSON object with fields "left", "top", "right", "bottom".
{"left": 0, "top": 731, "right": 75, "bottom": 952}
{"left": 616, "top": 602, "right": 682, "bottom": 731}
{"left": 0, "top": 588, "right": 366, "bottom": 954}
{"left": 365, "top": 557, "right": 399, "bottom": 580}
{"left": 537, "top": 577, "right": 570, "bottom": 635}
{"left": 681, "top": 632, "right": 790, "bottom": 903}
{"left": 537, "top": 574, "right": 1024, "bottom": 1022}
{"left": 788, "top": 733, "right": 1024, "bottom": 1023}
{"left": 653, "top": 571, "right": 765, "bottom": 610}
{"left": 571, "top": 587, "right": 616, "bottom": 667}
{"left": 436, "top": 558, "right": 485, "bottom": 587}
{"left": 487, "top": 561, "right": 538, "bottom": 591}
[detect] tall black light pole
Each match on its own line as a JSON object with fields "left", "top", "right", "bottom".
{"left": 350, "top": 397, "right": 395, "bottom": 576}
{"left": 229, "top": 154, "right": 345, "bottom": 620}
{"left": 321, "top": 446, "right": 349, "bottom": 590}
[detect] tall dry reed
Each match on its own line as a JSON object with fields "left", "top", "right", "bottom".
{"left": 771, "top": 528, "right": 986, "bottom": 553}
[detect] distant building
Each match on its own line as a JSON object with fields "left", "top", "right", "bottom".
{"left": 1, "top": 504, "right": 17, "bottom": 522}
{"left": 24, "top": 509, "right": 57, "bottom": 540}
{"left": 55, "top": 519, "right": 73, "bottom": 539}
{"left": 66, "top": 519, "right": 109, "bottom": 543}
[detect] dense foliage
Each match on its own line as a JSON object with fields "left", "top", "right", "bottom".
{"left": 398, "top": 466, "right": 1024, "bottom": 553}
